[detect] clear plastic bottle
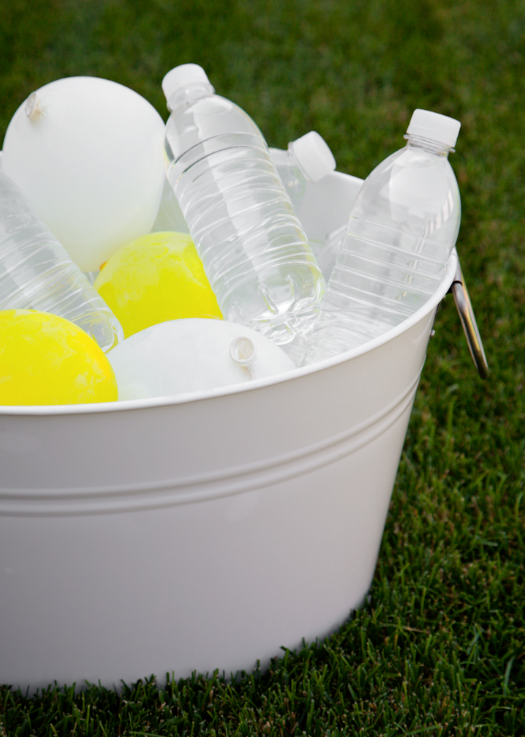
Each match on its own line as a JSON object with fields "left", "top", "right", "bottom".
{"left": 305, "top": 109, "right": 461, "bottom": 364}
{"left": 269, "top": 131, "right": 336, "bottom": 211}
{"left": 0, "top": 170, "right": 123, "bottom": 352}
{"left": 153, "top": 131, "right": 336, "bottom": 238}
{"left": 162, "top": 64, "right": 325, "bottom": 361}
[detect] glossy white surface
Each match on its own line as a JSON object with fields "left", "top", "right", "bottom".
{"left": 0, "top": 166, "right": 457, "bottom": 693}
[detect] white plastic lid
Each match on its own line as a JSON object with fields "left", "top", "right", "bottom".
{"left": 289, "top": 131, "right": 336, "bottom": 182}
{"left": 162, "top": 64, "right": 211, "bottom": 102}
{"left": 406, "top": 109, "right": 461, "bottom": 148}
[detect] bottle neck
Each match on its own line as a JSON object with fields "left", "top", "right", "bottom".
{"left": 403, "top": 133, "right": 453, "bottom": 157}
{"left": 166, "top": 81, "right": 215, "bottom": 114}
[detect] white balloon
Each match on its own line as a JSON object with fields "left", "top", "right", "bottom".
{"left": 108, "top": 319, "right": 295, "bottom": 401}
{"left": 2, "top": 76, "right": 166, "bottom": 272}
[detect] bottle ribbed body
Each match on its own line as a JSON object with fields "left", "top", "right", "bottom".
{"left": 305, "top": 141, "right": 461, "bottom": 364}
{"left": 152, "top": 147, "right": 312, "bottom": 239}
{"left": 164, "top": 94, "right": 324, "bottom": 359}
{"left": 0, "top": 171, "right": 123, "bottom": 352}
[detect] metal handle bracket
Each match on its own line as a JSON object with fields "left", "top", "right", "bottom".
{"left": 448, "top": 256, "right": 489, "bottom": 379}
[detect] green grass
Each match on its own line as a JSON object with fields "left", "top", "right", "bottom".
{"left": 1, "top": 0, "right": 524, "bottom": 734}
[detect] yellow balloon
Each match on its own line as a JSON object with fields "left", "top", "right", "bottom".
{"left": 0, "top": 310, "right": 118, "bottom": 406}
{"left": 94, "top": 231, "right": 222, "bottom": 338}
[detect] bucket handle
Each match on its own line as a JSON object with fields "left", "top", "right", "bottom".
{"left": 448, "top": 255, "right": 489, "bottom": 379}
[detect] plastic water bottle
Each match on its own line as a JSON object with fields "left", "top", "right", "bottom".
{"left": 305, "top": 109, "right": 461, "bottom": 364}
{"left": 162, "top": 63, "right": 325, "bottom": 362}
{"left": 153, "top": 131, "right": 336, "bottom": 239}
{"left": 269, "top": 131, "right": 336, "bottom": 211}
{"left": 0, "top": 170, "right": 123, "bottom": 352}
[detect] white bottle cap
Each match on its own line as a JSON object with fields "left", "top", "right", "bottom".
{"left": 162, "top": 64, "right": 211, "bottom": 102}
{"left": 289, "top": 131, "right": 336, "bottom": 182}
{"left": 406, "top": 109, "right": 461, "bottom": 148}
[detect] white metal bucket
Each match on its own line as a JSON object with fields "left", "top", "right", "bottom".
{"left": 0, "top": 168, "right": 458, "bottom": 693}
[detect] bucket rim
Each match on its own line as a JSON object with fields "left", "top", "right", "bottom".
{"left": 0, "top": 251, "right": 459, "bottom": 417}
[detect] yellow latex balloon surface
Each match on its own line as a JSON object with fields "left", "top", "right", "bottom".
{"left": 94, "top": 231, "right": 222, "bottom": 338}
{"left": 0, "top": 310, "right": 118, "bottom": 405}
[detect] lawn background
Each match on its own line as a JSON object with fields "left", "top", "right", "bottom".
{"left": 0, "top": 0, "right": 524, "bottom": 734}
